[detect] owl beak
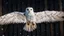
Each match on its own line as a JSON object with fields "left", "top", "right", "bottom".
{"left": 28, "top": 11, "right": 30, "bottom": 12}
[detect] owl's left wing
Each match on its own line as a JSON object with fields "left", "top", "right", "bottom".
{"left": 35, "top": 11, "right": 64, "bottom": 23}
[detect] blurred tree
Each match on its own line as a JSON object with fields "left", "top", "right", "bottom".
{"left": 0, "top": 0, "right": 2, "bottom": 16}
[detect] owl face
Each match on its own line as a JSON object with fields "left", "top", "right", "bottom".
{"left": 26, "top": 7, "right": 34, "bottom": 13}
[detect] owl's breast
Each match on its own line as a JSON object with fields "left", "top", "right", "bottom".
{"left": 26, "top": 13, "right": 36, "bottom": 22}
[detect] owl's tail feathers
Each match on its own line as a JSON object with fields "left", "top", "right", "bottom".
{"left": 23, "top": 22, "right": 37, "bottom": 32}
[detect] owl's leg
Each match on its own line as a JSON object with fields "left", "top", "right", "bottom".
{"left": 31, "top": 22, "right": 37, "bottom": 31}
{"left": 23, "top": 21, "right": 32, "bottom": 32}
{"left": 23, "top": 21, "right": 37, "bottom": 32}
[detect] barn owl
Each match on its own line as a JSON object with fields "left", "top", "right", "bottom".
{"left": 0, "top": 7, "right": 64, "bottom": 32}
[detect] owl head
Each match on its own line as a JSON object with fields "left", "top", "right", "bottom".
{"left": 25, "top": 7, "right": 34, "bottom": 13}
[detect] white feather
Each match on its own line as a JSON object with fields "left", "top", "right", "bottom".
{"left": 0, "top": 11, "right": 26, "bottom": 25}
{"left": 1, "top": 7, "right": 64, "bottom": 32}
{"left": 0, "top": 7, "right": 64, "bottom": 32}
{"left": 35, "top": 10, "right": 64, "bottom": 23}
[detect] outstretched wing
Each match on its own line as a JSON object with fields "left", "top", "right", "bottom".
{"left": 0, "top": 11, "right": 26, "bottom": 25}
{"left": 35, "top": 11, "right": 64, "bottom": 23}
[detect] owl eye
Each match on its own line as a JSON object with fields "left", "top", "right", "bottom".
{"left": 30, "top": 9, "right": 32, "bottom": 10}
{"left": 27, "top": 9, "right": 29, "bottom": 11}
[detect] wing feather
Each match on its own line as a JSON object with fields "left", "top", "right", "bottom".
{"left": 35, "top": 11, "right": 64, "bottom": 23}
{"left": 0, "top": 11, "right": 26, "bottom": 25}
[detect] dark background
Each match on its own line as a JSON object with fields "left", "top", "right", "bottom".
{"left": 0, "top": 0, "right": 64, "bottom": 36}
{"left": 2, "top": 0, "right": 64, "bottom": 14}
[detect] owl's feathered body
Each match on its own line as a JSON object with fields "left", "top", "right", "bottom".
{"left": 24, "top": 7, "right": 37, "bottom": 32}
{"left": 0, "top": 7, "right": 64, "bottom": 32}
{"left": 25, "top": 9, "right": 36, "bottom": 22}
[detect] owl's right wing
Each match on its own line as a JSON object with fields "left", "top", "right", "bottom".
{"left": 0, "top": 11, "right": 26, "bottom": 25}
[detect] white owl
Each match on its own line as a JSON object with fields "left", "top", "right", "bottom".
{"left": 0, "top": 7, "right": 64, "bottom": 32}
